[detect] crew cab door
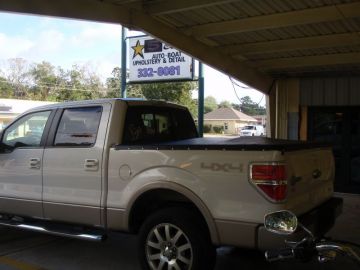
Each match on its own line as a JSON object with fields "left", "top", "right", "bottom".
{"left": 0, "top": 110, "right": 53, "bottom": 218}
{"left": 42, "top": 104, "right": 110, "bottom": 226}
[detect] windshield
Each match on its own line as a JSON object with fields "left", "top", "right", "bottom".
{"left": 242, "top": 126, "right": 255, "bottom": 130}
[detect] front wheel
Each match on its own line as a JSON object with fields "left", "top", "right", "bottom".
{"left": 138, "top": 207, "right": 216, "bottom": 270}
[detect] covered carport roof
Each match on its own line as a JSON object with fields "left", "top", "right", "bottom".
{"left": 1, "top": 0, "right": 359, "bottom": 94}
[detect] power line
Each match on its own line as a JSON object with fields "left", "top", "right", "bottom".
{"left": 229, "top": 76, "right": 243, "bottom": 104}
{"left": 228, "top": 76, "right": 265, "bottom": 106}
{"left": 229, "top": 77, "right": 251, "bottom": 89}
{"left": 0, "top": 78, "right": 113, "bottom": 93}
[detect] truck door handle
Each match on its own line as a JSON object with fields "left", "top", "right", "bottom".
{"left": 29, "top": 158, "right": 41, "bottom": 169}
{"left": 84, "top": 159, "right": 99, "bottom": 171}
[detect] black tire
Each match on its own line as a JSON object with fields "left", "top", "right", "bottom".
{"left": 138, "top": 207, "right": 216, "bottom": 270}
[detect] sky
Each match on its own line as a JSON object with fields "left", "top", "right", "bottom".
{"left": 0, "top": 12, "right": 265, "bottom": 106}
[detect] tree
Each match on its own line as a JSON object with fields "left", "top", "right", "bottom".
{"left": 6, "top": 58, "right": 31, "bottom": 98}
{"left": 219, "top": 100, "right": 232, "bottom": 108}
{"left": 105, "top": 67, "right": 142, "bottom": 98}
{"left": 204, "top": 96, "right": 217, "bottom": 114}
{"left": 29, "top": 61, "right": 57, "bottom": 100}
{"left": 238, "top": 95, "right": 266, "bottom": 115}
{"left": 140, "top": 81, "right": 197, "bottom": 117}
{"left": 105, "top": 67, "right": 121, "bottom": 98}
{"left": 0, "top": 76, "right": 13, "bottom": 98}
{"left": 50, "top": 64, "right": 105, "bottom": 102}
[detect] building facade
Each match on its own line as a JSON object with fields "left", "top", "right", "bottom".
{"left": 204, "top": 107, "right": 258, "bottom": 135}
{"left": 270, "top": 77, "right": 360, "bottom": 194}
{"left": 0, "top": 99, "right": 56, "bottom": 131}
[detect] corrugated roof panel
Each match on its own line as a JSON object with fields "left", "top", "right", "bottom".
{"left": 245, "top": 45, "right": 360, "bottom": 61}
{"left": 161, "top": 13, "right": 198, "bottom": 27}
{"left": 267, "top": 64, "right": 360, "bottom": 76}
{"left": 104, "top": 0, "right": 360, "bottom": 77}
{"left": 232, "top": 1, "right": 263, "bottom": 17}
{"left": 153, "top": 0, "right": 357, "bottom": 27}
{"left": 205, "top": 5, "right": 237, "bottom": 21}
{"left": 216, "top": 3, "right": 248, "bottom": 19}
{"left": 187, "top": 9, "right": 218, "bottom": 24}
{"left": 155, "top": 15, "right": 183, "bottom": 28}
{"left": 209, "top": 18, "right": 360, "bottom": 47}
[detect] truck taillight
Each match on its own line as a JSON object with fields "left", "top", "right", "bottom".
{"left": 250, "top": 164, "right": 287, "bottom": 202}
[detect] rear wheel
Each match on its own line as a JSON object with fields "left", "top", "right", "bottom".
{"left": 138, "top": 207, "right": 216, "bottom": 270}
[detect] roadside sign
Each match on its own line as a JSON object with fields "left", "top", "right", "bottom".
{"left": 128, "top": 36, "right": 194, "bottom": 83}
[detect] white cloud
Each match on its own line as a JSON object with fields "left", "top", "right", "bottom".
{"left": 34, "top": 30, "right": 65, "bottom": 52}
{"left": 71, "top": 52, "right": 121, "bottom": 82}
{"left": 0, "top": 33, "right": 34, "bottom": 58}
{"left": 70, "top": 24, "right": 122, "bottom": 47}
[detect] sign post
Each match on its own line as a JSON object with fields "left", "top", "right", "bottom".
{"left": 121, "top": 27, "right": 127, "bottom": 98}
{"left": 198, "top": 62, "right": 204, "bottom": 137}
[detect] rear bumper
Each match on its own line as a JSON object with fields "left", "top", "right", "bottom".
{"left": 256, "top": 197, "right": 343, "bottom": 250}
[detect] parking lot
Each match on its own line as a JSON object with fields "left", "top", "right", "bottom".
{"left": 0, "top": 193, "right": 358, "bottom": 270}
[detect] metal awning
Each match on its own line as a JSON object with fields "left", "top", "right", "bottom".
{"left": 1, "top": 0, "right": 359, "bottom": 93}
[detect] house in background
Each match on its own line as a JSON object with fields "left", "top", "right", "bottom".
{"left": 252, "top": 115, "right": 267, "bottom": 126}
{"left": 0, "top": 99, "right": 56, "bottom": 130}
{"left": 204, "top": 107, "right": 257, "bottom": 135}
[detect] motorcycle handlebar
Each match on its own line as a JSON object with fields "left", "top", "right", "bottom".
{"left": 265, "top": 248, "right": 295, "bottom": 262}
{"left": 265, "top": 241, "right": 360, "bottom": 265}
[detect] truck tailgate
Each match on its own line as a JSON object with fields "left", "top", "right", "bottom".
{"left": 284, "top": 148, "right": 335, "bottom": 215}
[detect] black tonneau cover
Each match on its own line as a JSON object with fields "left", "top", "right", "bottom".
{"left": 115, "top": 137, "right": 329, "bottom": 152}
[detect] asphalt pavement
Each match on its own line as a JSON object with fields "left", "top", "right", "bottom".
{"left": 0, "top": 193, "right": 358, "bottom": 270}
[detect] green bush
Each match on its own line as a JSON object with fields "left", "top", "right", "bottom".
{"left": 213, "top": 126, "right": 224, "bottom": 134}
{"left": 203, "top": 124, "right": 212, "bottom": 133}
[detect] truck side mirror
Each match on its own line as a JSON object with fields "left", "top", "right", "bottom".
{"left": 264, "top": 210, "right": 298, "bottom": 235}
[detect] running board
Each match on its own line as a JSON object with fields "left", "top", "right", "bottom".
{"left": 0, "top": 218, "right": 107, "bottom": 242}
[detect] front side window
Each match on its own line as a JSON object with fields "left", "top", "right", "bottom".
{"left": 3, "top": 111, "right": 51, "bottom": 148}
{"left": 54, "top": 107, "right": 102, "bottom": 147}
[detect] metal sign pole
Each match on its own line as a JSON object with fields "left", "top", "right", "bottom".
{"left": 121, "top": 26, "right": 127, "bottom": 98}
{"left": 198, "top": 62, "right": 204, "bottom": 137}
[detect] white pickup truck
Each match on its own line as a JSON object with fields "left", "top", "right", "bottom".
{"left": 0, "top": 98, "right": 342, "bottom": 270}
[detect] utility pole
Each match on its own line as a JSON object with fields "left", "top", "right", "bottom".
{"left": 198, "top": 62, "right": 204, "bottom": 137}
{"left": 121, "top": 26, "right": 127, "bottom": 98}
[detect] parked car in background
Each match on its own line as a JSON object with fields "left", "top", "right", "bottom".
{"left": 239, "top": 125, "right": 265, "bottom": 136}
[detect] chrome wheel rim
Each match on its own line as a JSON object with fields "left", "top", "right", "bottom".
{"left": 146, "top": 223, "right": 193, "bottom": 270}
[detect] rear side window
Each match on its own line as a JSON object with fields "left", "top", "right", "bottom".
{"left": 123, "top": 106, "right": 198, "bottom": 144}
{"left": 54, "top": 107, "right": 102, "bottom": 147}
